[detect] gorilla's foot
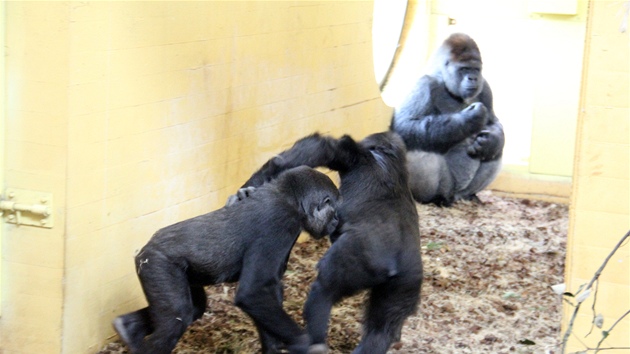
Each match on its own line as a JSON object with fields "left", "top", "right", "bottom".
{"left": 112, "top": 316, "right": 142, "bottom": 353}
{"left": 307, "top": 344, "right": 329, "bottom": 354}
{"left": 427, "top": 195, "right": 454, "bottom": 207}
{"left": 466, "top": 193, "right": 483, "bottom": 204}
{"left": 261, "top": 340, "right": 285, "bottom": 354}
{"left": 285, "top": 333, "right": 311, "bottom": 354}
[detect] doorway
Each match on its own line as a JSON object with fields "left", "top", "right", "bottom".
{"left": 375, "top": 0, "right": 586, "bottom": 179}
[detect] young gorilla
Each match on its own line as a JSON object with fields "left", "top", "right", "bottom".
{"left": 112, "top": 166, "right": 340, "bottom": 354}
{"left": 241, "top": 132, "right": 423, "bottom": 354}
{"left": 390, "top": 33, "right": 505, "bottom": 206}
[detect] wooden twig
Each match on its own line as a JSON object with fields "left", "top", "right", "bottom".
{"left": 570, "top": 347, "right": 630, "bottom": 353}
{"left": 585, "top": 280, "right": 599, "bottom": 337}
{"left": 594, "top": 309, "right": 630, "bottom": 353}
{"left": 561, "top": 230, "right": 630, "bottom": 353}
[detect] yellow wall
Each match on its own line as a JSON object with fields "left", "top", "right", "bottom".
{"left": 2, "top": 1, "right": 628, "bottom": 353}
{"left": 3, "top": 2, "right": 69, "bottom": 352}
{"left": 564, "top": 0, "right": 630, "bottom": 352}
{"left": 0, "top": 2, "right": 391, "bottom": 353}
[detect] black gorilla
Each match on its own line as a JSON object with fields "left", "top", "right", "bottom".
{"left": 242, "top": 132, "right": 423, "bottom": 354}
{"left": 390, "top": 33, "right": 505, "bottom": 206}
{"left": 112, "top": 166, "right": 340, "bottom": 354}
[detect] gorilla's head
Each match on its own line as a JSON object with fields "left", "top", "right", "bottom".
{"left": 278, "top": 166, "right": 340, "bottom": 239}
{"left": 434, "top": 33, "right": 484, "bottom": 100}
{"left": 362, "top": 131, "right": 407, "bottom": 164}
{"left": 361, "top": 131, "right": 410, "bottom": 194}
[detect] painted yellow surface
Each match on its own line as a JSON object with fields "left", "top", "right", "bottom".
{"left": 3, "top": 2, "right": 68, "bottom": 353}
{"left": 564, "top": 0, "right": 630, "bottom": 352}
{"left": 1, "top": 0, "right": 628, "bottom": 353}
{"left": 1, "top": 2, "right": 390, "bottom": 353}
{"left": 0, "top": 0, "right": 5, "bottom": 319}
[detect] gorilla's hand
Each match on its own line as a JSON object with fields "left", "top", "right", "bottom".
{"left": 460, "top": 102, "right": 488, "bottom": 136}
{"left": 241, "top": 155, "right": 284, "bottom": 188}
{"left": 225, "top": 186, "right": 257, "bottom": 207}
{"left": 466, "top": 130, "right": 502, "bottom": 161}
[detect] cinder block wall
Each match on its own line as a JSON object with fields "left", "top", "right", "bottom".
{"left": 3, "top": 3, "right": 69, "bottom": 353}
{"left": 564, "top": 0, "right": 629, "bottom": 351}
{"left": 1, "top": 2, "right": 391, "bottom": 353}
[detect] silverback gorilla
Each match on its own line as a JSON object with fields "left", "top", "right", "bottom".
{"left": 241, "top": 132, "right": 423, "bottom": 354}
{"left": 390, "top": 33, "right": 505, "bottom": 206}
{"left": 112, "top": 166, "right": 340, "bottom": 354}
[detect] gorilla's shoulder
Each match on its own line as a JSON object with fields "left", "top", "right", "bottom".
{"left": 397, "top": 75, "right": 441, "bottom": 110}
{"left": 427, "top": 75, "right": 447, "bottom": 90}
{"left": 409, "top": 75, "right": 442, "bottom": 94}
{"left": 411, "top": 74, "right": 437, "bottom": 87}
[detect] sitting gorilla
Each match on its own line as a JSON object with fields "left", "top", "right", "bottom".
{"left": 390, "top": 33, "right": 505, "bottom": 206}
{"left": 112, "top": 166, "right": 340, "bottom": 354}
{"left": 241, "top": 132, "right": 423, "bottom": 354}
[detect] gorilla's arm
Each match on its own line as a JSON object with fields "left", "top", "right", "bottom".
{"left": 391, "top": 76, "right": 488, "bottom": 153}
{"left": 466, "top": 83, "right": 505, "bottom": 161}
{"left": 241, "top": 133, "right": 336, "bottom": 188}
{"left": 242, "top": 133, "right": 361, "bottom": 188}
{"left": 467, "top": 120, "right": 505, "bottom": 161}
{"left": 234, "top": 243, "right": 308, "bottom": 350}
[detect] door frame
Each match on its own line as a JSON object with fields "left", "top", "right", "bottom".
{"left": 0, "top": 0, "right": 7, "bottom": 317}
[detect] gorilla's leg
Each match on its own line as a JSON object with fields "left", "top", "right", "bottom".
{"left": 112, "top": 307, "right": 153, "bottom": 353}
{"left": 353, "top": 279, "right": 421, "bottom": 354}
{"left": 254, "top": 282, "right": 286, "bottom": 354}
{"left": 444, "top": 143, "right": 480, "bottom": 193}
{"left": 303, "top": 280, "right": 338, "bottom": 346}
{"left": 304, "top": 237, "right": 383, "bottom": 352}
{"left": 135, "top": 252, "right": 197, "bottom": 354}
{"left": 406, "top": 150, "right": 453, "bottom": 204}
{"left": 454, "top": 158, "right": 501, "bottom": 201}
{"left": 255, "top": 322, "right": 285, "bottom": 354}
{"left": 235, "top": 253, "right": 309, "bottom": 353}
{"left": 191, "top": 285, "right": 208, "bottom": 321}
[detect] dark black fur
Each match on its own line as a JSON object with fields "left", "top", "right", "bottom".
{"left": 112, "top": 166, "right": 340, "bottom": 354}
{"left": 242, "top": 132, "right": 423, "bottom": 354}
{"left": 390, "top": 33, "right": 505, "bottom": 206}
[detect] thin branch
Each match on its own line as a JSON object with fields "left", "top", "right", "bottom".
{"left": 563, "top": 297, "right": 576, "bottom": 307}
{"left": 594, "top": 309, "right": 630, "bottom": 353}
{"left": 586, "top": 280, "right": 599, "bottom": 337}
{"left": 606, "top": 309, "right": 630, "bottom": 333}
{"left": 572, "top": 331, "right": 590, "bottom": 349}
{"left": 594, "top": 348, "right": 630, "bottom": 352}
{"left": 561, "top": 230, "right": 630, "bottom": 354}
{"left": 572, "top": 347, "right": 630, "bottom": 353}
{"left": 583, "top": 230, "right": 629, "bottom": 291}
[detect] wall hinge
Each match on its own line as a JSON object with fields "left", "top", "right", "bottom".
{"left": 0, "top": 188, "right": 53, "bottom": 228}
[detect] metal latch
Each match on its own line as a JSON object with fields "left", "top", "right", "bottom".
{"left": 0, "top": 188, "right": 53, "bottom": 228}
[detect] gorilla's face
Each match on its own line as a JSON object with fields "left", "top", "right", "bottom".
{"left": 443, "top": 61, "right": 483, "bottom": 100}
{"left": 291, "top": 166, "right": 340, "bottom": 239}
{"left": 303, "top": 194, "right": 339, "bottom": 238}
